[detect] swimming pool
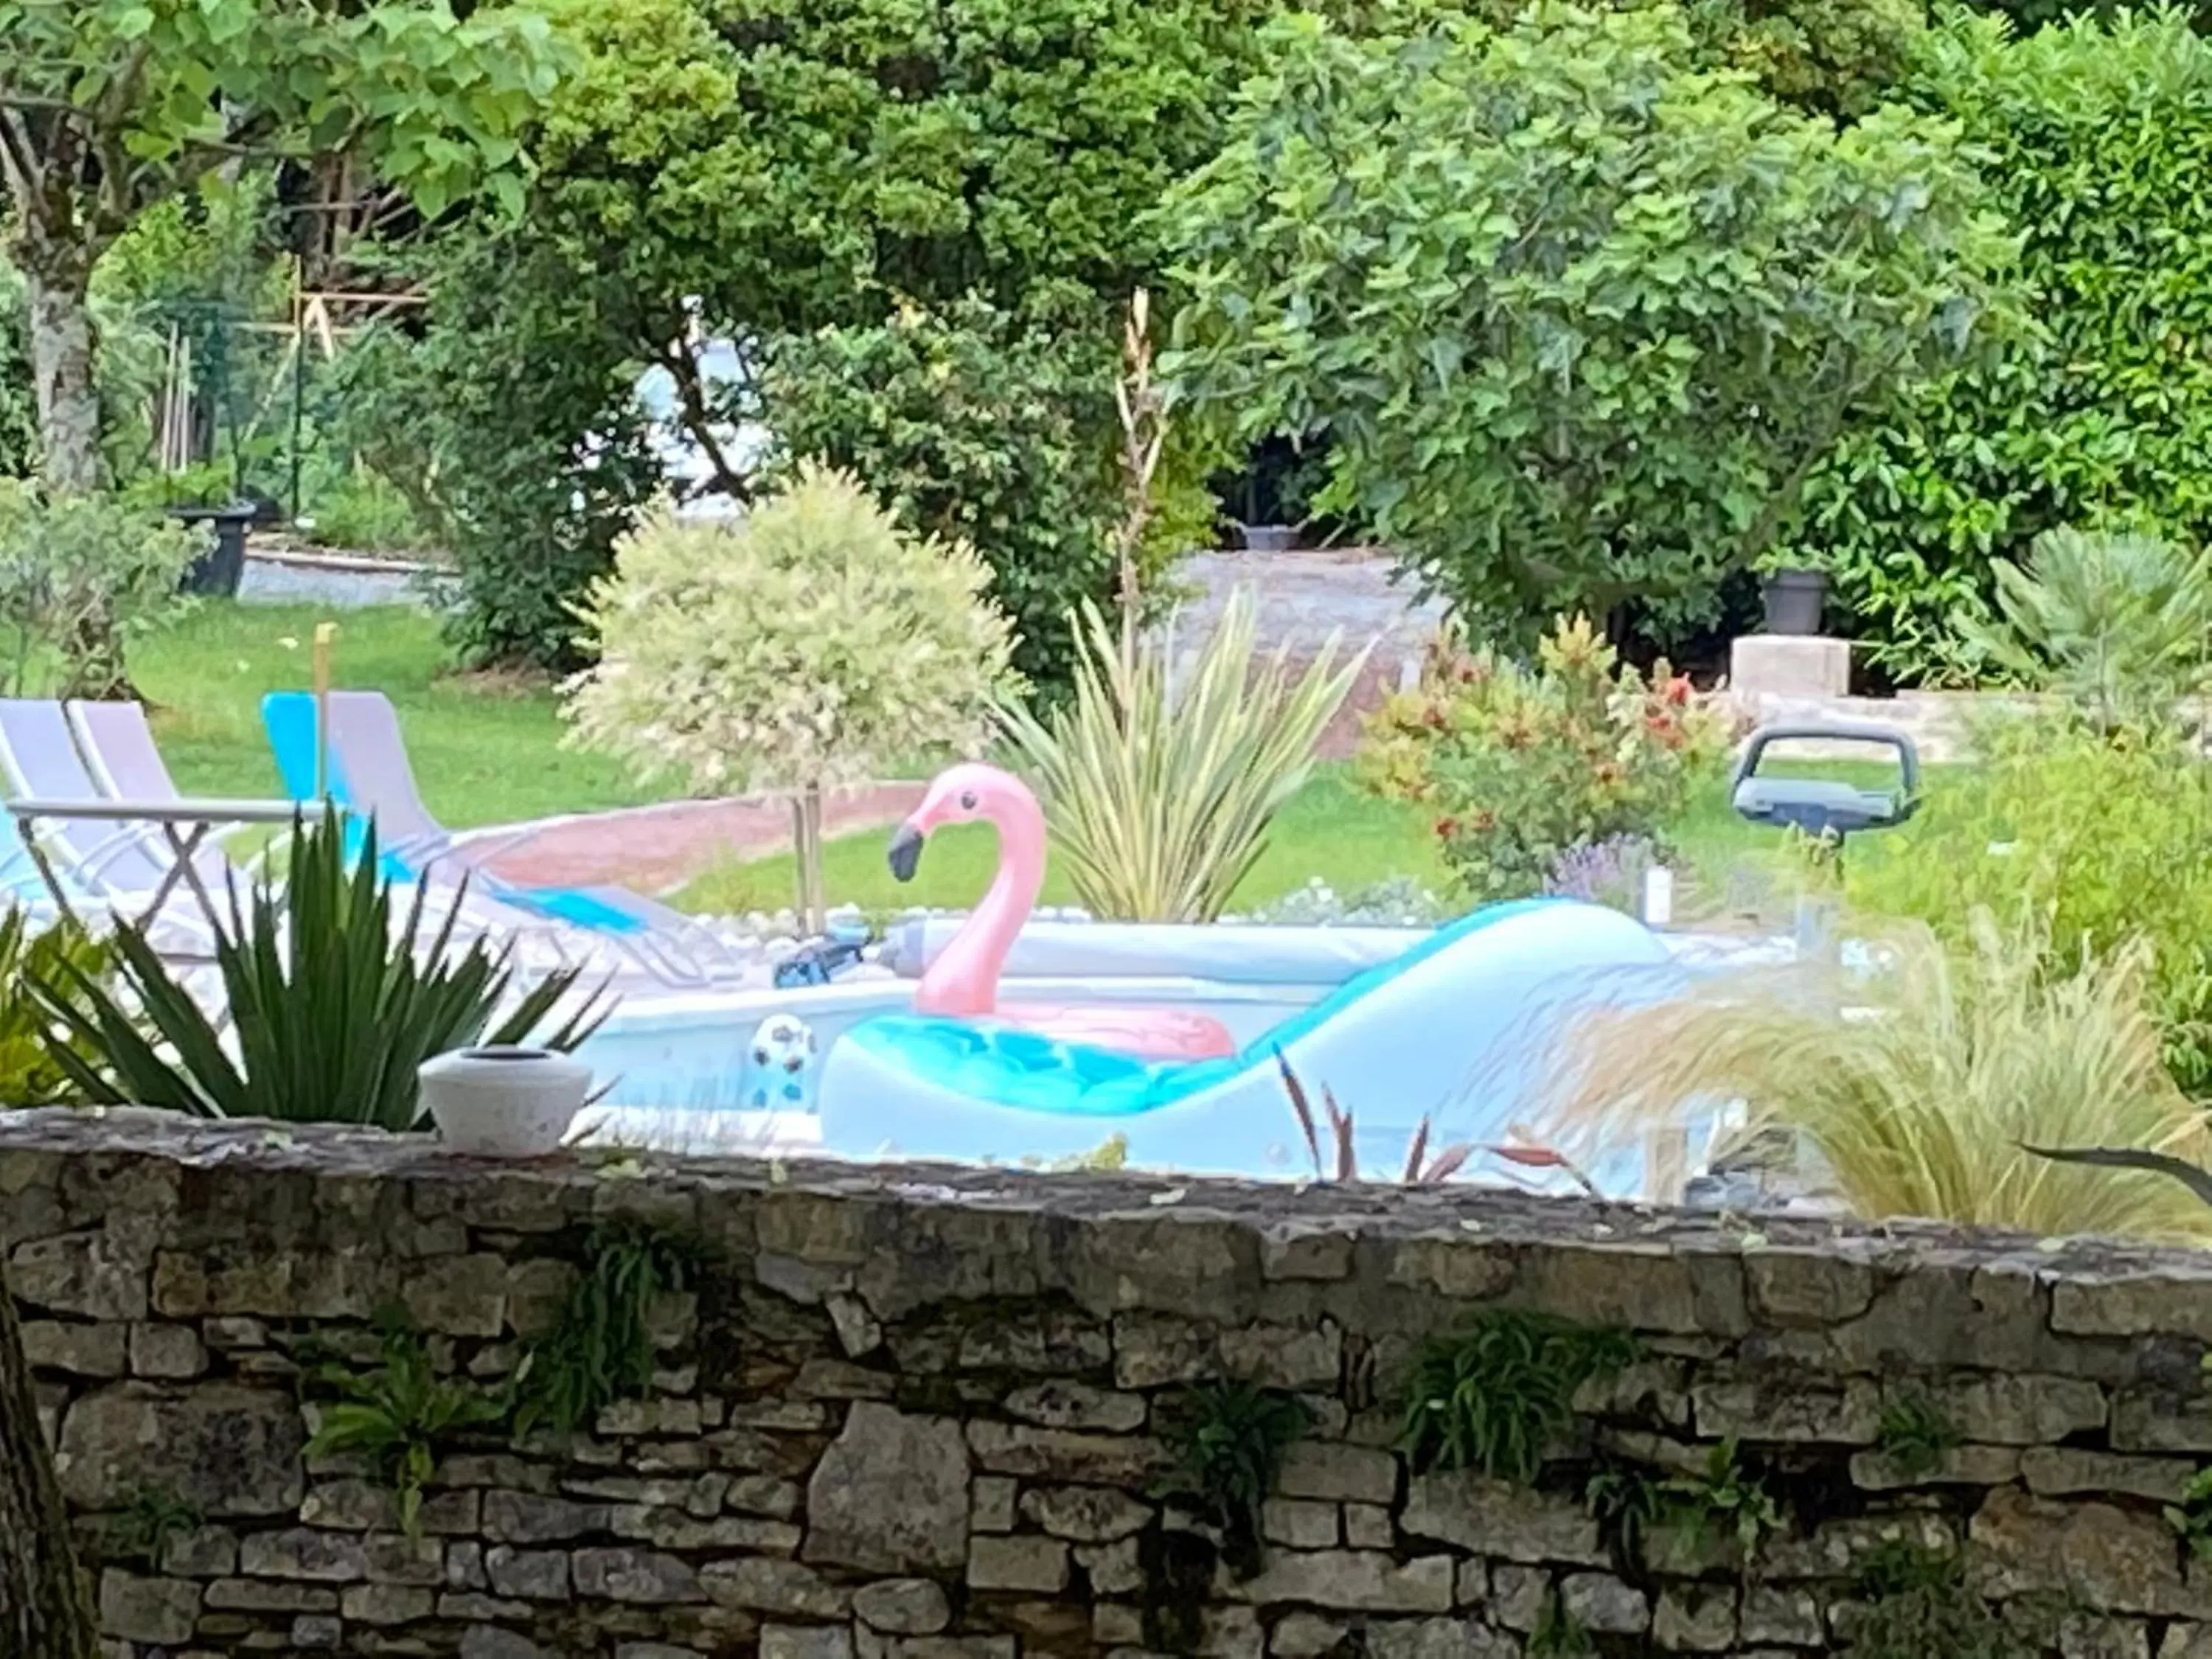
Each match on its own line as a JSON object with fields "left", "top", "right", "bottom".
{"left": 571, "top": 915, "right": 1781, "bottom": 1184}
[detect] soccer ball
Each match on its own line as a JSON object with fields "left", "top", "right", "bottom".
{"left": 747, "top": 1014, "right": 818, "bottom": 1110}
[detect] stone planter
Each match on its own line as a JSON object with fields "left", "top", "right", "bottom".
{"left": 1237, "top": 523, "right": 1299, "bottom": 553}
{"left": 419, "top": 1045, "right": 593, "bottom": 1155}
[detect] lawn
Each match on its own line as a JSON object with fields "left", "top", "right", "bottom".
{"left": 676, "top": 767, "right": 1459, "bottom": 919}
{"left": 127, "top": 601, "right": 1939, "bottom": 922}
{"left": 135, "top": 602, "right": 658, "bottom": 826}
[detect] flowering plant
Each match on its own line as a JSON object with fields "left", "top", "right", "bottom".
{"left": 1357, "top": 615, "right": 1728, "bottom": 900}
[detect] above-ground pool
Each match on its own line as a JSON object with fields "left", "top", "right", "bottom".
{"left": 576, "top": 900, "right": 1747, "bottom": 1195}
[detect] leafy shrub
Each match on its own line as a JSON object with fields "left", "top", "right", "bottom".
{"left": 1163, "top": 1, "right": 2014, "bottom": 644}
{"left": 1806, "top": 11, "right": 2212, "bottom": 684}
{"left": 566, "top": 465, "right": 1018, "bottom": 925}
{"left": 765, "top": 295, "right": 1169, "bottom": 693}
{"left": 999, "top": 590, "right": 1363, "bottom": 922}
{"left": 1399, "top": 1311, "right": 1640, "bottom": 1482}
{"left": 0, "top": 257, "right": 35, "bottom": 479}
{"left": 1154, "top": 1382, "right": 1312, "bottom": 1578}
{"left": 0, "top": 481, "right": 204, "bottom": 695}
{"left": 0, "top": 913, "right": 110, "bottom": 1108}
{"left": 326, "top": 242, "right": 663, "bottom": 671}
{"left": 1846, "top": 716, "right": 2212, "bottom": 1094}
{"left": 1542, "top": 911, "right": 2212, "bottom": 1237}
{"left": 303, "top": 1316, "right": 504, "bottom": 1537}
{"left": 2168, "top": 1467, "right": 2212, "bottom": 1559}
{"left": 1952, "top": 527, "right": 2212, "bottom": 732}
{"left": 33, "top": 812, "right": 611, "bottom": 1129}
{"left": 1359, "top": 616, "right": 1728, "bottom": 901}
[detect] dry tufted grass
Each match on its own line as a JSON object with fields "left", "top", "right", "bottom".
{"left": 1537, "top": 912, "right": 2212, "bottom": 1241}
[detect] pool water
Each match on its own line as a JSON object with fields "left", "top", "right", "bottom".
{"left": 577, "top": 975, "right": 1323, "bottom": 1114}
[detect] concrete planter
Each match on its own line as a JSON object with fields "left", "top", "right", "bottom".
{"left": 419, "top": 1045, "right": 594, "bottom": 1155}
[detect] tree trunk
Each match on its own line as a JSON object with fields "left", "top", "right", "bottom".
{"left": 19, "top": 243, "right": 136, "bottom": 698}
{"left": 0, "top": 1259, "right": 98, "bottom": 1659}
{"left": 19, "top": 249, "right": 106, "bottom": 495}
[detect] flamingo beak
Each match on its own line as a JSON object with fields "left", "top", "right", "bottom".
{"left": 887, "top": 821, "right": 925, "bottom": 883}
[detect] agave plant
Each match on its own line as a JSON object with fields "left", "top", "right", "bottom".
{"left": 1535, "top": 912, "right": 2212, "bottom": 1238}
{"left": 32, "top": 810, "right": 611, "bottom": 1130}
{"left": 998, "top": 588, "right": 1367, "bottom": 922}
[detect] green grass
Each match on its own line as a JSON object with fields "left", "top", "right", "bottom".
{"left": 678, "top": 767, "right": 1458, "bottom": 917}
{"left": 134, "top": 603, "right": 657, "bottom": 827}
{"left": 122, "top": 602, "right": 1958, "bottom": 923}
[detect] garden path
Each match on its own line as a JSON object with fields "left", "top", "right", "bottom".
{"left": 469, "top": 782, "right": 925, "bottom": 894}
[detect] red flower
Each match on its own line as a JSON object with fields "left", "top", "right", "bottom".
{"left": 1435, "top": 816, "right": 1459, "bottom": 839}
{"left": 1663, "top": 675, "right": 1691, "bottom": 706}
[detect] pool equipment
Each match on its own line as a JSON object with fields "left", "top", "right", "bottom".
{"left": 773, "top": 920, "right": 872, "bottom": 989}
{"left": 886, "top": 763, "right": 1237, "bottom": 1061}
{"left": 1730, "top": 720, "right": 1919, "bottom": 961}
{"left": 815, "top": 895, "right": 1683, "bottom": 1188}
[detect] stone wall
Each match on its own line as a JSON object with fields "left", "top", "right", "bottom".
{"left": 9, "top": 1111, "right": 2212, "bottom": 1659}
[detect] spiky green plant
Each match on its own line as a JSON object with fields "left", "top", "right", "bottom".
{"left": 31, "top": 810, "right": 611, "bottom": 1128}
{"left": 1540, "top": 912, "right": 2212, "bottom": 1238}
{"left": 998, "top": 588, "right": 1366, "bottom": 922}
{"left": 1400, "top": 1311, "right": 1639, "bottom": 1482}
{"left": 303, "top": 1315, "right": 505, "bottom": 1537}
{"left": 1153, "top": 1381, "right": 1312, "bottom": 1579}
{"left": 512, "top": 1218, "right": 703, "bottom": 1440}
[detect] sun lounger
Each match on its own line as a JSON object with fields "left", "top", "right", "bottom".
{"left": 260, "top": 690, "right": 747, "bottom": 987}
{"left": 62, "top": 698, "right": 612, "bottom": 979}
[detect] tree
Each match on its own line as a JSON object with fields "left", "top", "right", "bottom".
{"left": 349, "top": 0, "right": 1262, "bottom": 675}
{"left": 0, "top": 1256, "right": 97, "bottom": 1659}
{"left": 1161, "top": 1, "right": 2017, "bottom": 644}
{"left": 563, "top": 465, "right": 1020, "bottom": 931}
{"left": 0, "top": 0, "right": 562, "bottom": 495}
{"left": 762, "top": 294, "right": 1127, "bottom": 690}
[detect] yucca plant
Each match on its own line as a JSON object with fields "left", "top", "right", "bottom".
{"left": 30, "top": 811, "right": 611, "bottom": 1130}
{"left": 998, "top": 588, "right": 1367, "bottom": 922}
{"left": 1537, "top": 912, "right": 2212, "bottom": 1239}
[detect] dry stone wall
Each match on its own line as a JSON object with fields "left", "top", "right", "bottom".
{"left": 10, "top": 1110, "right": 2212, "bottom": 1658}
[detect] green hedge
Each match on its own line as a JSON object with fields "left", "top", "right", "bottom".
{"left": 1801, "top": 10, "right": 2212, "bottom": 683}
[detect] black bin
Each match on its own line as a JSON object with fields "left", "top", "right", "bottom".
{"left": 167, "top": 503, "right": 258, "bottom": 598}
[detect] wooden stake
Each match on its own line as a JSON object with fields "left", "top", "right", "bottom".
{"left": 312, "top": 622, "right": 338, "bottom": 799}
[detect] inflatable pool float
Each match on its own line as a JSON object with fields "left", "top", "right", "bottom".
{"left": 887, "top": 763, "right": 1236, "bottom": 1061}
{"left": 816, "top": 892, "right": 1681, "bottom": 1186}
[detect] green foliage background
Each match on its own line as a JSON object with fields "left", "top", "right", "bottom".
{"left": 1161, "top": 1, "right": 2013, "bottom": 645}
{"left": 1802, "top": 10, "right": 2212, "bottom": 683}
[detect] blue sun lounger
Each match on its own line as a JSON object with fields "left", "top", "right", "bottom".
{"left": 261, "top": 690, "right": 745, "bottom": 987}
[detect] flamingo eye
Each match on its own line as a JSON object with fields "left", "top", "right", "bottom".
{"left": 959, "top": 790, "right": 978, "bottom": 810}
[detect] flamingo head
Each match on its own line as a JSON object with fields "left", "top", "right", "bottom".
{"left": 887, "top": 763, "right": 1041, "bottom": 883}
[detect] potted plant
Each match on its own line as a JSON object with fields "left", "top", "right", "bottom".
{"left": 1759, "top": 563, "right": 1827, "bottom": 634}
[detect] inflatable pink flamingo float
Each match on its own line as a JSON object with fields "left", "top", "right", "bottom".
{"left": 886, "top": 763, "right": 1238, "bottom": 1061}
